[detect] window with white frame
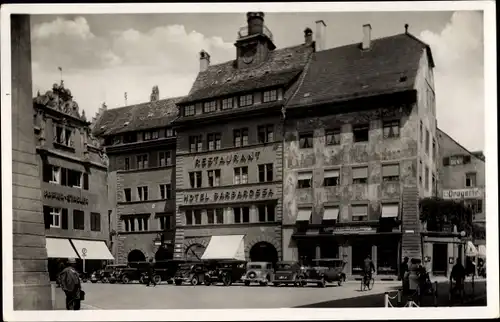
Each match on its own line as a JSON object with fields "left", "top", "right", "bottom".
{"left": 137, "top": 154, "right": 149, "bottom": 169}
{"left": 137, "top": 186, "right": 148, "bottom": 201}
{"left": 203, "top": 101, "right": 217, "bottom": 113}
{"left": 352, "top": 205, "right": 368, "bottom": 221}
{"left": 258, "top": 125, "right": 274, "bottom": 143}
{"left": 258, "top": 204, "right": 276, "bottom": 222}
{"left": 184, "top": 105, "right": 196, "bottom": 116}
{"left": 159, "top": 184, "right": 171, "bottom": 200}
{"left": 263, "top": 89, "right": 277, "bottom": 103}
{"left": 466, "top": 172, "right": 477, "bottom": 187}
{"left": 189, "top": 135, "right": 203, "bottom": 152}
{"left": 258, "top": 164, "right": 273, "bottom": 182}
{"left": 382, "top": 164, "right": 400, "bottom": 182}
{"left": 233, "top": 128, "right": 249, "bottom": 147}
{"left": 298, "top": 172, "right": 312, "bottom": 188}
{"left": 152, "top": 130, "right": 159, "bottom": 139}
{"left": 222, "top": 98, "right": 234, "bottom": 110}
{"left": 189, "top": 171, "right": 202, "bottom": 188}
{"left": 50, "top": 207, "right": 61, "bottom": 228}
{"left": 324, "top": 169, "right": 340, "bottom": 187}
{"left": 165, "top": 128, "right": 175, "bottom": 138}
{"left": 51, "top": 166, "right": 61, "bottom": 184}
{"left": 352, "top": 167, "right": 368, "bottom": 184}
{"left": 207, "top": 133, "right": 221, "bottom": 151}
{"left": 159, "top": 151, "right": 171, "bottom": 167}
{"left": 208, "top": 170, "right": 221, "bottom": 187}
{"left": 239, "top": 94, "right": 253, "bottom": 107}
{"left": 234, "top": 167, "right": 248, "bottom": 185}
{"left": 143, "top": 131, "right": 152, "bottom": 141}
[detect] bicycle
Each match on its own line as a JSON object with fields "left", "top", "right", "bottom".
{"left": 360, "top": 273, "right": 375, "bottom": 291}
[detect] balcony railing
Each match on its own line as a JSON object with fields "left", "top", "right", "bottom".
{"left": 237, "top": 25, "right": 273, "bottom": 41}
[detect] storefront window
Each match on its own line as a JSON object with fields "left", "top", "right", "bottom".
{"left": 351, "top": 241, "right": 372, "bottom": 275}
{"left": 376, "top": 240, "right": 398, "bottom": 275}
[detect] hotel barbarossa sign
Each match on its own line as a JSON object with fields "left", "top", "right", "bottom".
{"left": 442, "top": 188, "right": 483, "bottom": 200}
{"left": 183, "top": 188, "right": 274, "bottom": 204}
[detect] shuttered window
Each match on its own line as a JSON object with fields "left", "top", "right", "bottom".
{"left": 352, "top": 167, "right": 368, "bottom": 184}
{"left": 352, "top": 205, "right": 368, "bottom": 221}
{"left": 382, "top": 164, "right": 399, "bottom": 182}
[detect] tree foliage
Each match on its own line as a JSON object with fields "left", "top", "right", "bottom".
{"left": 419, "top": 197, "right": 473, "bottom": 234}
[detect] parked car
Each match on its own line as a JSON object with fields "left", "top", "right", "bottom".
{"left": 204, "top": 260, "right": 247, "bottom": 286}
{"left": 173, "top": 262, "right": 208, "bottom": 286}
{"left": 118, "top": 261, "right": 150, "bottom": 284}
{"left": 272, "top": 261, "right": 305, "bottom": 287}
{"left": 301, "top": 258, "right": 347, "bottom": 287}
{"left": 241, "top": 262, "right": 274, "bottom": 286}
{"left": 101, "top": 264, "right": 127, "bottom": 283}
{"left": 152, "top": 260, "right": 182, "bottom": 284}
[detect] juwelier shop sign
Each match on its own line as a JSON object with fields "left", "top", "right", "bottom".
{"left": 43, "top": 191, "right": 89, "bottom": 205}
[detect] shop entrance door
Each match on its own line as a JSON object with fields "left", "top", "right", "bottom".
{"left": 432, "top": 243, "right": 448, "bottom": 275}
{"left": 351, "top": 241, "right": 372, "bottom": 276}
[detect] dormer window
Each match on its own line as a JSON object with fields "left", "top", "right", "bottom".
{"left": 54, "top": 124, "right": 73, "bottom": 147}
{"left": 203, "top": 101, "right": 217, "bottom": 113}
{"left": 113, "top": 136, "right": 122, "bottom": 145}
{"left": 123, "top": 133, "right": 137, "bottom": 144}
{"left": 143, "top": 130, "right": 158, "bottom": 141}
{"left": 144, "top": 131, "right": 152, "bottom": 141}
{"left": 184, "top": 105, "right": 195, "bottom": 116}
{"left": 165, "top": 128, "right": 175, "bottom": 138}
{"left": 239, "top": 94, "right": 253, "bottom": 107}
{"left": 263, "top": 89, "right": 277, "bottom": 103}
{"left": 222, "top": 98, "right": 234, "bottom": 110}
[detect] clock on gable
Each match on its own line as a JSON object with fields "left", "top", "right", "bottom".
{"left": 242, "top": 44, "right": 257, "bottom": 64}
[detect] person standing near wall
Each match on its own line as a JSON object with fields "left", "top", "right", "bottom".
{"left": 59, "top": 258, "right": 83, "bottom": 310}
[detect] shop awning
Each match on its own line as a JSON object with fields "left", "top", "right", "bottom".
{"left": 323, "top": 207, "right": 339, "bottom": 220}
{"left": 45, "top": 237, "right": 79, "bottom": 259}
{"left": 71, "top": 239, "right": 114, "bottom": 260}
{"left": 201, "top": 235, "right": 245, "bottom": 261}
{"left": 478, "top": 245, "right": 486, "bottom": 258}
{"left": 381, "top": 204, "right": 399, "bottom": 218}
{"left": 296, "top": 209, "right": 312, "bottom": 221}
{"left": 298, "top": 172, "right": 312, "bottom": 180}
{"left": 465, "top": 241, "right": 478, "bottom": 257}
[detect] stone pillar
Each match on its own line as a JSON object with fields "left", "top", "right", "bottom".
{"left": 372, "top": 245, "right": 378, "bottom": 272}
{"left": 315, "top": 245, "right": 321, "bottom": 260}
{"left": 11, "top": 15, "right": 52, "bottom": 310}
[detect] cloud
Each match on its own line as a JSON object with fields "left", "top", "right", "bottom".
{"left": 419, "top": 11, "right": 484, "bottom": 151}
{"left": 31, "top": 17, "right": 234, "bottom": 119}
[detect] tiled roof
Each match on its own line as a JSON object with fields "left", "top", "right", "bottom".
{"left": 92, "top": 96, "right": 184, "bottom": 136}
{"left": 287, "top": 33, "right": 434, "bottom": 108}
{"left": 180, "top": 43, "right": 314, "bottom": 104}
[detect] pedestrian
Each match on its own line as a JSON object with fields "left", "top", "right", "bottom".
{"left": 399, "top": 256, "right": 409, "bottom": 281}
{"left": 59, "top": 258, "right": 83, "bottom": 310}
{"left": 146, "top": 258, "right": 156, "bottom": 287}
{"left": 407, "top": 258, "right": 420, "bottom": 294}
{"left": 450, "top": 258, "right": 466, "bottom": 297}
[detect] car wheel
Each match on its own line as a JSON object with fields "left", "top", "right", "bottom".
{"left": 121, "top": 275, "right": 130, "bottom": 284}
{"left": 154, "top": 275, "right": 162, "bottom": 284}
{"left": 205, "top": 280, "right": 211, "bottom": 286}
{"left": 174, "top": 279, "right": 182, "bottom": 286}
{"left": 244, "top": 281, "right": 250, "bottom": 286}
{"left": 222, "top": 275, "right": 232, "bottom": 286}
{"left": 318, "top": 277, "right": 326, "bottom": 288}
{"left": 273, "top": 282, "right": 279, "bottom": 287}
{"left": 191, "top": 276, "right": 199, "bottom": 286}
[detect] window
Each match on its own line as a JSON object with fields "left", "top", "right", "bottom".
{"left": 208, "top": 170, "right": 221, "bottom": 187}
{"left": 326, "top": 129, "right": 341, "bottom": 145}
{"left": 352, "top": 205, "right": 368, "bottom": 221}
{"left": 194, "top": 210, "right": 202, "bottom": 225}
{"left": 91, "top": 212, "right": 101, "bottom": 231}
{"left": 353, "top": 124, "right": 369, "bottom": 142}
{"left": 299, "top": 133, "right": 313, "bottom": 149}
{"left": 323, "top": 206, "right": 340, "bottom": 222}
{"left": 123, "top": 217, "right": 137, "bottom": 232}
{"left": 158, "top": 215, "right": 173, "bottom": 230}
{"left": 159, "top": 184, "right": 172, "bottom": 200}
{"left": 239, "top": 94, "right": 253, "bottom": 107}
{"left": 136, "top": 217, "right": 148, "bottom": 232}
{"left": 233, "top": 207, "right": 250, "bottom": 223}
{"left": 352, "top": 167, "right": 368, "bottom": 184}
{"left": 152, "top": 130, "right": 159, "bottom": 139}
{"left": 382, "top": 164, "right": 400, "bottom": 182}
{"left": 425, "top": 166, "right": 430, "bottom": 190}
{"left": 185, "top": 210, "right": 193, "bottom": 226}
{"left": 54, "top": 125, "right": 73, "bottom": 147}
{"left": 476, "top": 200, "right": 483, "bottom": 214}
{"left": 466, "top": 173, "right": 477, "bottom": 187}
{"left": 297, "top": 172, "right": 312, "bottom": 188}
{"left": 207, "top": 133, "right": 221, "bottom": 151}
{"left": 165, "top": 128, "right": 175, "bottom": 138}
{"left": 432, "top": 139, "right": 437, "bottom": 159}
{"left": 263, "top": 90, "right": 277, "bottom": 103}
{"left": 137, "top": 154, "right": 149, "bottom": 169}
{"left": 258, "top": 204, "right": 276, "bottom": 222}
{"left": 184, "top": 105, "right": 195, "bottom": 116}
{"left": 425, "top": 129, "right": 430, "bottom": 154}
{"left": 124, "top": 188, "right": 131, "bottom": 202}
{"left": 123, "top": 133, "right": 137, "bottom": 144}
{"left": 51, "top": 166, "right": 61, "bottom": 184}
{"left": 113, "top": 136, "right": 122, "bottom": 145}
{"left": 50, "top": 207, "right": 61, "bottom": 228}
{"left": 203, "top": 101, "right": 217, "bottom": 113}
{"left": 189, "top": 135, "right": 203, "bottom": 152}
{"left": 124, "top": 157, "right": 130, "bottom": 170}
{"left": 383, "top": 120, "right": 400, "bottom": 139}
{"left": 73, "top": 210, "right": 85, "bottom": 230}
{"left": 420, "top": 121, "right": 423, "bottom": 144}
{"left": 215, "top": 208, "right": 224, "bottom": 224}
{"left": 257, "top": 125, "right": 274, "bottom": 143}
{"left": 233, "top": 128, "right": 249, "bottom": 147}
{"left": 207, "top": 209, "right": 215, "bottom": 224}
{"left": 189, "top": 171, "right": 203, "bottom": 188}
{"left": 68, "top": 170, "right": 83, "bottom": 188}
{"left": 432, "top": 173, "right": 436, "bottom": 191}
{"left": 324, "top": 169, "right": 340, "bottom": 186}
{"left": 258, "top": 164, "right": 273, "bottom": 182}
{"left": 419, "top": 161, "right": 423, "bottom": 185}
{"left": 143, "top": 131, "right": 152, "bottom": 141}
{"left": 159, "top": 151, "right": 172, "bottom": 167}
{"left": 222, "top": 98, "right": 233, "bottom": 110}
{"left": 234, "top": 167, "right": 248, "bottom": 185}
{"left": 137, "top": 186, "right": 148, "bottom": 201}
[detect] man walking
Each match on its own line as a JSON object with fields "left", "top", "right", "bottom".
{"left": 146, "top": 258, "right": 156, "bottom": 287}
{"left": 363, "top": 254, "right": 376, "bottom": 288}
{"left": 59, "top": 258, "right": 83, "bottom": 310}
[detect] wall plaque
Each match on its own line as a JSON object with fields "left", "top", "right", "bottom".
{"left": 194, "top": 151, "right": 260, "bottom": 169}
{"left": 183, "top": 188, "right": 274, "bottom": 204}
{"left": 43, "top": 190, "right": 89, "bottom": 205}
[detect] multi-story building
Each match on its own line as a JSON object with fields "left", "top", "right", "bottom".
{"left": 281, "top": 23, "right": 439, "bottom": 279}
{"left": 172, "top": 12, "right": 314, "bottom": 262}
{"left": 93, "top": 87, "right": 181, "bottom": 263}
{"left": 33, "top": 82, "right": 113, "bottom": 280}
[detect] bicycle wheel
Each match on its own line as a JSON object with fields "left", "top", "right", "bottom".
{"left": 360, "top": 278, "right": 365, "bottom": 291}
{"left": 368, "top": 277, "right": 374, "bottom": 290}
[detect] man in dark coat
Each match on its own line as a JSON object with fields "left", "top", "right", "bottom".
{"left": 59, "top": 258, "right": 82, "bottom": 310}
{"left": 399, "top": 257, "right": 409, "bottom": 281}
{"left": 146, "top": 258, "right": 156, "bottom": 287}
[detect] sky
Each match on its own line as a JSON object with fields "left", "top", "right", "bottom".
{"left": 30, "top": 11, "right": 484, "bottom": 151}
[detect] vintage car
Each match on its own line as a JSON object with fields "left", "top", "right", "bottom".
{"left": 118, "top": 261, "right": 150, "bottom": 284}
{"left": 241, "top": 262, "right": 274, "bottom": 286}
{"left": 301, "top": 258, "right": 347, "bottom": 287}
{"left": 204, "top": 260, "right": 247, "bottom": 286}
{"left": 272, "top": 261, "right": 305, "bottom": 287}
{"left": 147, "top": 260, "right": 182, "bottom": 284}
{"left": 173, "top": 262, "right": 208, "bottom": 286}
{"left": 96, "top": 264, "right": 127, "bottom": 283}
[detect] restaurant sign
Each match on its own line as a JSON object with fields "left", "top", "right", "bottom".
{"left": 183, "top": 188, "right": 274, "bottom": 204}
{"left": 194, "top": 151, "right": 261, "bottom": 168}
{"left": 323, "top": 226, "right": 374, "bottom": 234}
{"left": 43, "top": 191, "right": 89, "bottom": 205}
{"left": 442, "top": 188, "right": 483, "bottom": 200}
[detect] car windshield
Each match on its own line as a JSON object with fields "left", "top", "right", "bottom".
{"left": 248, "top": 264, "right": 263, "bottom": 269}
{"left": 277, "top": 264, "right": 292, "bottom": 270}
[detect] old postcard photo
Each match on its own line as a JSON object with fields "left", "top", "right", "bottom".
{"left": 1, "top": 1, "right": 497, "bottom": 321}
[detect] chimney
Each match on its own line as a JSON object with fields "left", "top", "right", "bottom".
{"left": 362, "top": 24, "right": 372, "bottom": 50}
{"left": 315, "top": 20, "right": 326, "bottom": 51}
{"left": 199, "top": 50, "right": 211, "bottom": 72}
{"left": 304, "top": 27, "right": 313, "bottom": 45}
{"left": 150, "top": 85, "right": 159, "bottom": 102}
{"left": 247, "top": 12, "right": 265, "bottom": 35}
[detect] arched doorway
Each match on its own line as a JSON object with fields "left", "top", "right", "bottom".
{"left": 127, "top": 249, "right": 146, "bottom": 263}
{"left": 250, "top": 242, "right": 278, "bottom": 263}
{"left": 155, "top": 245, "right": 173, "bottom": 261}
{"left": 185, "top": 243, "right": 205, "bottom": 261}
